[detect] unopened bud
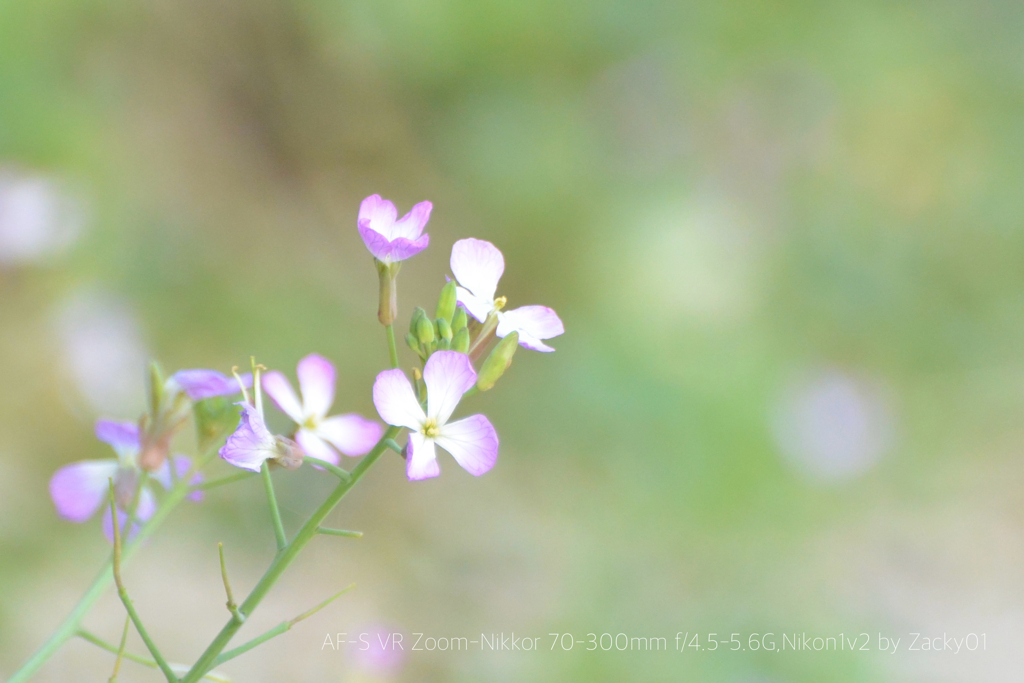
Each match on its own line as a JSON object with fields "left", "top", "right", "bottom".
{"left": 452, "top": 307, "right": 468, "bottom": 333}
{"left": 476, "top": 332, "right": 518, "bottom": 391}
{"left": 405, "top": 332, "right": 421, "bottom": 355}
{"left": 273, "top": 435, "right": 304, "bottom": 470}
{"left": 437, "top": 337, "right": 450, "bottom": 350}
{"left": 435, "top": 281, "right": 457, "bottom": 322}
{"left": 452, "top": 327, "right": 470, "bottom": 353}
{"left": 147, "top": 361, "right": 165, "bottom": 417}
{"left": 410, "top": 307, "right": 427, "bottom": 336}
{"left": 416, "top": 314, "right": 435, "bottom": 346}
{"left": 436, "top": 317, "right": 452, "bottom": 342}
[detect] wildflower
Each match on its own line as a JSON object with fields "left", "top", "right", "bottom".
{"left": 373, "top": 351, "right": 498, "bottom": 480}
{"left": 450, "top": 238, "right": 564, "bottom": 352}
{"left": 357, "top": 194, "right": 432, "bottom": 264}
{"left": 261, "top": 354, "right": 383, "bottom": 466}
{"left": 219, "top": 366, "right": 305, "bottom": 472}
{"left": 49, "top": 419, "right": 201, "bottom": 541}
{"left": 170, "top": 369, "right": 252, "bottom": 401}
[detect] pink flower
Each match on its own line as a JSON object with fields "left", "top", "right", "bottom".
{"left": 450, "top": 238, "right": 564, "bottom": 352}
{"left": 262, "top": 354, "right": 383, "bottom": 466}
{"left": 357, "top": 194, "right": 431, "bottom": 263}
{"left": 373, "top": 351, "right": 498, "bottom": 481}
{"left": 49, "top": 419, "right": 201, "bottom": 541}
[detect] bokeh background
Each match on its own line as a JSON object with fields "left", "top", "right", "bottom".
{"left": 1, "top": 0, "right": 1023, "bottom": 681}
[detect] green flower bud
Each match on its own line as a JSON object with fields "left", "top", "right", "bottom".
{"left": 409, "top": 306, "right": 428, "bottom": 337}
{"left": 147, "top": 360, "right": 165, "bottom": 417}
{"left": 405, "top": 332, "right": 422, "bottom": 354}
{"left": 476, "top": 332, "right": 518, "bottom": 391}
{"left": 416, "top": 314, "right": 435, "bottom": 346}
{"left": 452, "top": 307, "right": 468, "bottom": 333}
{"left": 437, "top": 317, "right": 452, "bottom": 342}
{"left": 436, "top": 280, "right": 457, "bottom": 322}
{"left": 452, "top": 327, "right": 470, "bottom": 353}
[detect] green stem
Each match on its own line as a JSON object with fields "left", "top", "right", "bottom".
{"left": 107, "top": 616, "right": 130, "bottom": 683}
{"left": 260, "top": 461, "right": 287, "bottom": 552}
{"left": 6, "top": 452, "right": 210, "bottom": 683}
{"left": 110, "top": 482, "right": 178, "bottom": 683}
{"left": 77, "top": 631, "right": 230, "bottom": 683}
{"left": 303, "top": 456, "right": 351, "bottom": 481}
{"left": 385, "top": 325, "right": 400, "bottom": 369}
{"left": 316, "top": 527, "right": 362, "bottom": 538}
{"left": 194, "top": 471, "right": 255, "bottom": 492}
{"left": 179, "top": 426, "right": 400, "bottom": 683}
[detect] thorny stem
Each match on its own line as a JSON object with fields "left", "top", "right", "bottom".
{"left": 179, "top": 425, "right": 400, "bottom": 683}
{"left": 109, "top": 481, "right": 178, "bottom": 683}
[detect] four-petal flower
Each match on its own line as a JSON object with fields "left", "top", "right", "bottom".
{"left": 373, "top": 351, "right": 499, "bottom": 481}
{"left": 358, "top": 194, "right": 432, "bottom": 263}
{"left": 262, "top": 354, "right": 383, "bottom": 466}
{"left": 450, "top": 238, "right": 565, "bottom": 352}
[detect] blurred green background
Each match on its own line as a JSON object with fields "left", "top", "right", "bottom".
{"left": 1, "top": 0, "right": 1022, "bottom": 680}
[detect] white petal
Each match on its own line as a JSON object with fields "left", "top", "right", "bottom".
{"left": 50, "top": 459, "right": 120, "bottom": 522}
{"left": 373, "top": 369, "right": 425, "bottom": 430}
{"left": 358, "top": 195, "right": 398, "bottom": 240}
{"left": 423, "top": 351, "right": 476, "bottom": 425}
{"left": 261, "top": 371, "right": 304, "bottom": 423}
{"left": 296, "top": 429, "right": 339, "bottom": 467}
{"left": 455, "top": 287, "right": 495, "bottom": 323}
{"left": 316, "top": 414, "right": 382, "bottom": 456}
{"left": 450, "top": 238, "right": 504, "bottom": 305}
{"left": 406, "top": 433, "right": 440, "bottom": 480}
{"left": 297, "top": 354, "right": 335, "bottom": 420}
{"left": 435, "top": 414, "right": 499, "bottom": 476}
{"left": 497, "top": 305, "right": 564, "bottom": 352}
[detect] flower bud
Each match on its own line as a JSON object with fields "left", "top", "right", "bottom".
{"left": 272, "top": 435, "right": 304, "bottom": 470}
{"left": 409, "top": 306, "right": 427, "bottom": 334}
{"left": 435, "top": 280, "right": 457, "bottom": 322}
{"left": 375, "top": 259, "right": 401, "bottom": 326}
{"left": 476, "top": 332, "right": 518, "bottom": 391}
{"left": 452, "top": 327, "right": 470, "bottom": 353}
{"left": 147, "top": 361, "right": 165, "bottom": 417}
{"left": 452, "top": 307, "right": 468, "bottom": 334}
{"left": 436, "top": 317, "right": 452, "bottom": 342}
{"left": 416, "top": 314, "right": 435, "bottom": 346}
{"left": 405, "top": 332, "right": 422, "bottom": 356}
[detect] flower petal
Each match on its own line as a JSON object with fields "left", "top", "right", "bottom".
{"left": 406, "top": 433, "right": 440, "bottom": 481}
{"left": 317, "top": 414, "right": 383, "bottom": 456}
{"left": 455, "top": 287, "right": 494, "bottom": 323}
{"left": 297, "top": 354, "right": 335, "bottom": 419}
{"left": 50, "top": 459, "right": 119, "bottom": 522}
{"left": 435, "top": 414, "right": 499, "bottom": 476}
{"left": 450, "top": 238, "right": 504, "bottom": 305}
{"left": 102, "top": 486, "right": 155, "bottom": 543}
{"left": 152, "top": 455, "right": 204, "bottom": 501}
{"left": 219, "top": 402, "right": 277, "bottom": 472}
{"left": 296, "top": 429, "right": 340, "bottom": 467}
{"left": 95, "top": 420, "right": 139, "bottom": 456}
{"left": 373, "top": 369, "right": 425, "bottom": 430}
{"left": 358, "top": 194, "right": 398, "bottom": 240}
{"left": 171, "top": 369, "right": 251, "bottom": 401}
{"left": 262, "top": 371, "right": 304, "bottom": 423}
{"left": 384, "top": 234, "right": 430, "bottom": 262}
{"left": 358, "top": 223, "right": 394, "bottom": 261}
{"left": 423, "top": 350, "right": 476, "bottom": 425}
{"left": 391, "top": 201, "right": 432, "bottom": 241}
{"left": 496, "top": 305, "right": 564, "bottom": 352}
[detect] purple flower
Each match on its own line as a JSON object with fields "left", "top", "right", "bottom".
{"left": 49, "top": 419, "right": 201, "bottom": 541}
{"left": 450, "top": 238, "right": 565, "bottom": 352}
{"left": 219, "top": 402, "right": 304, "bottom": 472}
{"left": 373, "top": 351, "right": 498, "bottom": 481}
{"left": 170, "top": 369, "right": 253, "bottom": 401}
{"left": 357, "top": 194, "right": 431, "bottom": 263}
{"left": 262, "top": 354, "right": 383, "bottom": 466}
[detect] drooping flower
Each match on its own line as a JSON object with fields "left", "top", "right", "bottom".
{"left": 373, "top": 350, "right": 498, "bottom": 481}
{"left": 219, "top": 366, "right": 304, "bottom": 472}
{"left": 357, "top": 194, "right": 432, "bottom": 263}
{"left": 49, "top": 419, "right": 201, "bottom": 541}
{"left": 262, "top": 354, "right": 383, "bottom": 466}
{"left": 450, "top": 238, "right": 564, "bottom": 352}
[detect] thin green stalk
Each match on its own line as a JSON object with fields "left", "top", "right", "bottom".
{"left": 194, "top": 471, "right": 255, "bottom": 492}
{"left": 6, "top": 443, "right": 217, "bottom": 683}
{"left": 385, "top": 324, "right": 400, "bottom": 368}
{"left": 212, "top": 585, "right": 353, "bottom": 666}
{"left": 180, "top": 426, "right": 400, "bottom": 683}
{"left": 109, "top": 483, "right": 178, "bottom": 683}
{"left": 218, "top": 543, "right": 244, "bottom": 624}
{"left": 77, "top": 631, "right": 230, "bottom": 683}
{"left": 260, "top": 461, "right": 287, "bottom": 552}
{"left": 107, "top": 616, "right": 131, "bottom": 683}
{"left": 304, "top": 456, "right": 351, "bottom": 481}
{"left": 317, "top": 527, "right": 363, "bottom": 538}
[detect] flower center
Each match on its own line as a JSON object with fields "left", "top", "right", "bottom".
{"left": 421, "top": 418, "right": 440, "bottom": 439}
